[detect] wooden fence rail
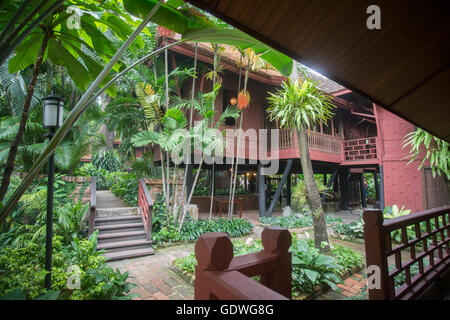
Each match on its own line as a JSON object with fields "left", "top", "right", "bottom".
{"left": 363, "top": 206, "right": 450, "bottom": 299}
{"left": 194, "top": 227, "right": 291, "bottom": 300}
{"left": 138, "top": 178, "right": 153, "bottom": 241}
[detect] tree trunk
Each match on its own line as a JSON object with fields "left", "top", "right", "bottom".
{"left": 0, "top": 33, "right": 49, "bottom": 202}
{"left": 297, "top": 125, "right": 330, "bottom": 253}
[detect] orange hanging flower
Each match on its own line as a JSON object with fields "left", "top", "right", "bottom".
{"left": 238, "top": 90, "right": 250, "bottom": 110}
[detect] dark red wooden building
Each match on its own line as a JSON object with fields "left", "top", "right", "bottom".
{"left": 146, "top": 30, "right": 449, "bottom": 216}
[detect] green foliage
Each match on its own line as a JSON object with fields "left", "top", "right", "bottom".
{"left": 0, "top": 232, "right": 135, "bottom": 300}
{"left": 332, "top": 219, "right": 365, "bottom": 240}
{"left": 75, "top": 163, "right": 112, "bottom": 190}
{"left": 266, "top": 77, "right": 336, "bottom": 130}
{"left": 292, "top": 179, "right": 330, "bottom": 211}
{"left": 260, "top": 214, "right": 343, "bottom": 229}
{"left": 7, "top": 1, "right": 143, "bottom": 95}
{"left": 403, "top": 128, "right": 450, "bottom": 180}
{"left": 180, "top": 217, "right": 253, "bottom": 242}
{"left": 331, "top": 244, "right": 364, "bottom": 275}
{"left": 151, "top": 193, "right": 253, "bottom": 245}
{"left": 173, "top": 252, "right": 197, "bottom": 275}
{"left": 109, "top": 172, "right": 139, "bottom": 206}
{"left": 0, "top": 288, "right": 60, "bottom": 300}
{"left": 123, "top": 1, "right": 293, "bottom": 75}
{"left": 92, "top": 150, "right": 121, "bottom": 172}
{"left": 291, "top": 238, "right": 343, "bottom": 294}
{"left": 383, "top": 204, "right": 412, "bottom": 218}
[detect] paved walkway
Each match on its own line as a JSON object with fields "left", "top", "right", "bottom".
{"left": 96, "top": 190, "right": 127, "bottom": 208}
{"left": 108, "top": 243, "right": 195, "bottom": 300}
{"left": 105, "top": 202, "right": 370, "bottom": 300}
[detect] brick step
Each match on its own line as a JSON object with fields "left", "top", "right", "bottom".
{"left": 95, "top": 223, "right": 144, "bottom": 234}
{"left": 98, "top": 239, "right": 152, "bottom": 253}
{"left": 98, "top": 230, "right": 147, "bottom": 243}
{"left": 95, "top": 215, "right": 141, "bottom": 226}
{"left": 103, "top": 247, "right": 155, "bottom": 261}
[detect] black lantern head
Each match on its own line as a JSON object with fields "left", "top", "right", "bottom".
{"left": 42, "top": 94, "right": 64, "bottom": 129}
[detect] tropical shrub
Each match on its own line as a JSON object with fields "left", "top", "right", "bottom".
{"left": 332, "top": 219, "right": 365, "bottom": 240}
{"left": 260, "top": 214, "right": 343, "bottom": 229}
{"left": 109, "top": 172, "right": 139, "bottom": 206}
{"left": 76, "top": 163, "right": 113, "bottom": 190}
{"left": 152, "top": 216, "right": 253, "bottom": 246}
{"left": 0, "top": 232, "right": 135, "bottom": 300}
{"left": 331, "top": 243, "right": 364, "bottom": 275}
{"left": 173, "top": 252, "right": 197, "bottom": 276}
{"left": 179, "top": 217, "right": 253, "bottom": 242}
{"left": 291, "top": 239, "right": 343, "bottom": 295}
{"left": 292, "top": 179, "right": 330, "bottom": 212}
{"left": 383, "top": 204, "right": 412, "bottom": 218}
{"left": 92, "top": 150, "right": 121, "bottom": 172}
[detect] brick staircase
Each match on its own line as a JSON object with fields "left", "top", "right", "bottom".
{"left": 95, "top": 207, "right": 154, "bottom": 261}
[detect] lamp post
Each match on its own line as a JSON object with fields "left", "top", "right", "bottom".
{"left": 42, "top": 94, "right": 64, "bottom": 290}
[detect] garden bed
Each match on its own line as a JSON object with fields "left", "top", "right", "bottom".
{"left": 171, "top": 236, "right": 364, "bottom": 299}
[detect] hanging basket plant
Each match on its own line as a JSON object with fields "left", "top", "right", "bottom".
{"left": 238, "top": 90, "right": 250, "bottom": 110}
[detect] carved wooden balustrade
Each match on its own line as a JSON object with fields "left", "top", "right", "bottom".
{"left": 138, "top": 178, "right": 153, "bottom": 241}
{"left": 276, "top": 128, "right": 341, "bottom": 154}
{"left": 194, "top": 226, "right": 291, "bottom": 300}
{"left": 307, "top": 130, "right": 341, "bottom": 154}
{"left": 342, "top": 137, "right": 378, "bottom": 161}
{"left": 363, "top": 206, "right": 450, "bottom": 299}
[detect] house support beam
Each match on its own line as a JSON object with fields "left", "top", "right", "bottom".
{"left": 321, "top": 169, "right": 338, "bottom": 204}
{"left": 257, "top": 163, "right": 266, "bottom": 218}
{"left": 339, "top": 167, "right": 350, "bottom": 211}
{"left": 373, "top": 171, "right": 379, "bottom": 202}
{"left": 360, "top": 173, "right": 367, "bottom": 208}
{"left": 266, "top": 159, "right": 294, "bottom": 217}
{"left": 286, "top": 173, "right": 291, "bottom": 207}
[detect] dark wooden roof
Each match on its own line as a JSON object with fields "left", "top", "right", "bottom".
{"left": 186, "top": 0, "right": 450, "bottom": 141}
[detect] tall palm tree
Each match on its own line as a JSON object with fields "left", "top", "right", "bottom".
{"left": 266, "top": 64, "right": 336, "bottom": 253}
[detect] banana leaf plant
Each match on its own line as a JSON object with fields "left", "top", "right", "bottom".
{"left": 0, "top": 0, "right": 293, "bottom": 226}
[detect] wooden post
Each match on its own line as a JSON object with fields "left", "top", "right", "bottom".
{"left": 286, "top": 173, "right": 291, "bottom": 207}
{"left": 260, "top": 227, "right": 292, "bottom": 299}
{"left": 373, "top": 171, "right": 379, "bottom": 202}
{"left": 267, "top": 159, "right": 293, "bottom": 217}
{"left": 257, "top": 163, "right": 266, "bottom": 217}
{"left": 363, "top": 210, "right": 392, "bottom": 299}
{"left": 360, "top": 173, "right": 367, "bottom": 208}
{"left": 195, "top": 232, "right": 234, "bottom": 300}
{"left": 339, "top": 167, "right": 349, "bottom": 211}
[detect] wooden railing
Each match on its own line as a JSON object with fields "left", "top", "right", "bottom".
{"left": 194, "top": 227, "right": 291, "bottom": 300}
{"left": 278, "top": 128, "right": 293, "bottom": 149}
{"left": 276, "top": 128, "right": 341, "bottom": 154}
{"left": 88, "top": 176, "right": 96, "bottom": 236}
{"left": 342, "top": 137, "right": 378, "bottom": 161}
{"left": 307, "top": 130, "right": 341, "bottom": 153}
{"left": 138, "top": 178, "right": 153, "bottom": 241}
{"left": 363, "top": 206, "right": 450, "bottom": 300}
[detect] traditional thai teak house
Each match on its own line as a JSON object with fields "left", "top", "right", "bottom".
{"left": 148, "top": 28, "right": 449, "bottom": 218}
{"left": 162, "top": 1, "right": 449, "bottom": 301}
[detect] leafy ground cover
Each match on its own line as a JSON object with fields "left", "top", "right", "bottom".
{"left": 260, "top": 213, "right": 343, "bottom": 229}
